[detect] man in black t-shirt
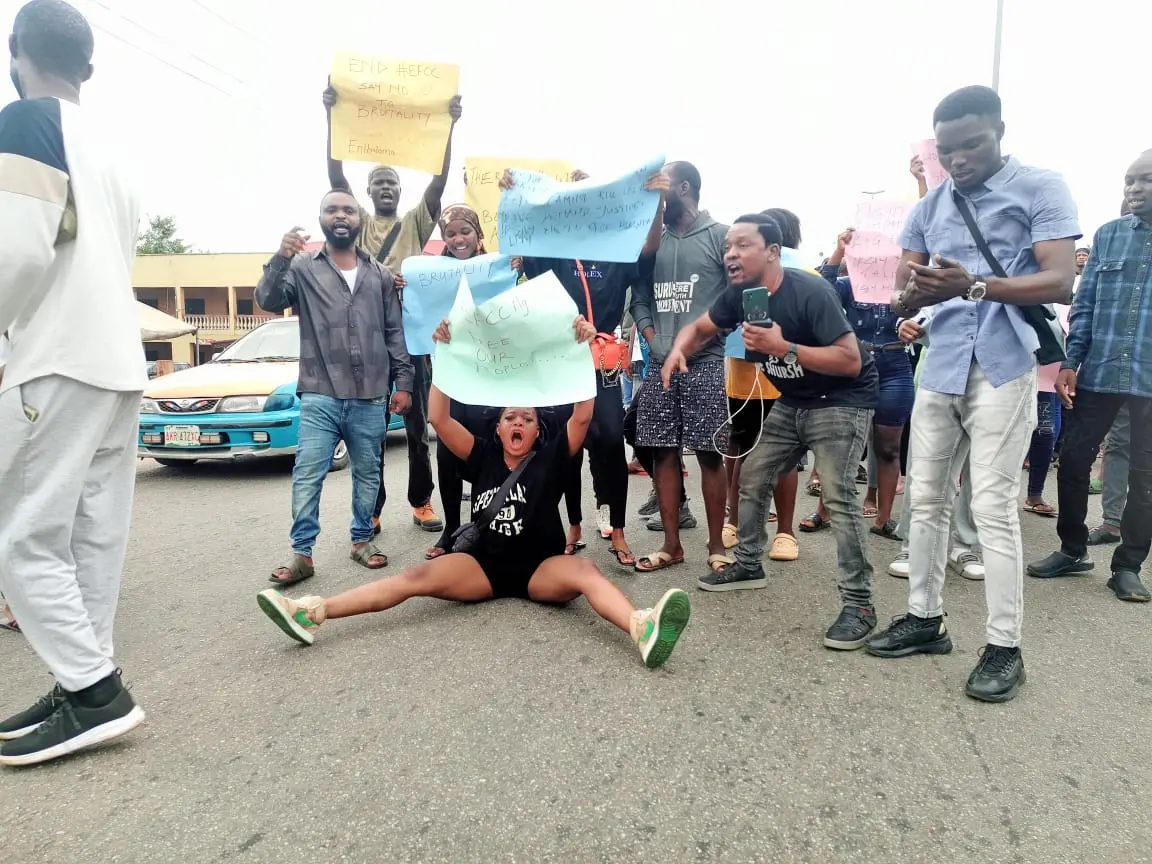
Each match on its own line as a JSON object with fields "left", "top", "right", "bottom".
{"left": 662, "top": 214, "right": 880, "bottom": 650}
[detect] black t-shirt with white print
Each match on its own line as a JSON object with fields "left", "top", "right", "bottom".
{"left": 459, "top": 424, "right": 571, "bottom": 569}
{"left": 709, "top": 268, "right": 879, "bottom": 410}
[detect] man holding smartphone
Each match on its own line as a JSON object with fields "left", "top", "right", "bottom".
{"left": 662, "top": 214, "right": 880, "bottom": 650}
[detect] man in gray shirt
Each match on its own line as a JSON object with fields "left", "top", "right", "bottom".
{"left": 257, "top": 189, "right": 413, "bottom": 587}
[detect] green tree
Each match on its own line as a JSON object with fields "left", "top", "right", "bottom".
{"left": 137, "top": 215, "right": 190, "bottom": 254}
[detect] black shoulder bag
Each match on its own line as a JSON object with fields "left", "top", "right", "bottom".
{"left": 450, "top": 451, "right": 536, "bottom": 553}
{"left": 951, "top": 190, "right": 1066, "bottom": 365}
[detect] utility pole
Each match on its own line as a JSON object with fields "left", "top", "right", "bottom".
{"left": 992, "top": 0, "right": 1005, "bottom": 91}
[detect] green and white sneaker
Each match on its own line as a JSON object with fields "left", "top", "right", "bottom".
{"left": 257, "top": 590, "right": 327, "bottom": 645}
{"left": 630, "top": 589, "right": 691, "bottom": 668}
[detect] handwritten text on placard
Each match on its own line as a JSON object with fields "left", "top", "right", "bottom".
{"left": 845, "top": 201, "right": 915, "bottom": 304}
{"left": 433, "top": 272, "right": 597, "bottom": 407}
{"left": 497, "top": 155, "right": 664, "bottom": 262}
{"left": 329, "top": 52, "right": 460, "bottom": 174}
{"left": 464, "top": 157, "right": 574, "bottom": 252}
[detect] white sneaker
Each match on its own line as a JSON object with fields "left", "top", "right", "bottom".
{"left": 948, "top": 549, "right": 985, "bottom": 581}
{"left": 888, "top": 551, "right": 910, "bottom": 579}
{"left": 257, "top": 590, "right": 327, "bottom": 645}
{"left": 630, "top": 589, "right": 691, "bottom": 668}
{"left": 595, "top": 504, "right": 612, "bottom": 539}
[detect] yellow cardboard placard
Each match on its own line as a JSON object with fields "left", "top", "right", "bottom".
{"left": 329, "top": 52, "right": 460, "bottom": 174}
{"left": 464, "top": 156, "right": 574, "bottom": 251}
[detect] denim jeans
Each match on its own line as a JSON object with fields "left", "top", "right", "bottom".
{"left": 290, "top": 393, "right": 388, "bottom": 556}
{"left": 1101, "top": 406, "right": 1130, "bottom": 527}
{"left": 906, "top": 362, "right": 1036, "bottom": 647}
{"left": 1027, "top": 392, "right": 1062, "bottom": 497}
{"left": 895, "top": 455, "right": 979, "bottom": 554}
{"left": 737, "top": 403, "right": 874, "bottom": 607}
{"left": 1056, "top": 392, "right": 1151, "bottom": 572}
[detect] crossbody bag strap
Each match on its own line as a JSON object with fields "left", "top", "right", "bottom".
{"left": 375, "top": 221, "right": 403, "bottom": 265}
{"left": 951, "top": 190, "right": 1007, "bottom": 279}
{"left": 472, "top": 451, "right": 536, "bottom": 532}
{"left": 574, "top": 258, "right": 595, "bottom": 328}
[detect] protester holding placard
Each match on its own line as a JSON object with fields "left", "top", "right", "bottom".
{"left": 872, "top": 85, "right": 1080, "bottom": 703}
{"left": 814, "top": 226, "right": 914, "bottom": 540}
{"left": 667, "top": 214, "right": 880, "bottom": 651}
{"left": 323, "top": 83, "right": 464, "bottom": 535}
{"left": 500, "top": 168, "right": 671, "bottom": 569}
{"left": 256, "top": 190, "right": 414, "bottom": 587}
{"left": 631, "top": 161, "right": 732, "bottom": 575}
{"left": 256, "top": 319, "right": 692, "bottom": 671}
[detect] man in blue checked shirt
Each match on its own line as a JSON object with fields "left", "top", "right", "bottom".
{"left": 1029, "top": 151, "right": 1152, "bottom": 603}
{"left": 865, "top": 85, "right": 1080, "bottom": 704}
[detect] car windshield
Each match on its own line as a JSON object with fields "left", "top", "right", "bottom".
{"left": 214, "top": 320, "right": 300, "bottom": 363}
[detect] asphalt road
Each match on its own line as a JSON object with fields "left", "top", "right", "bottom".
{"left": 2, "top": 438, "right": 1149, "bottom": 864}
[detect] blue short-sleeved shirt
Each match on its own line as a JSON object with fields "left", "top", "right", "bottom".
{"left": 899, "top": 156, "right": 1081, "bottom": 395}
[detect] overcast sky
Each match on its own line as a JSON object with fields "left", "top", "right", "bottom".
{"left": 2, "top": 0, "right": 1143, "bottom": 260}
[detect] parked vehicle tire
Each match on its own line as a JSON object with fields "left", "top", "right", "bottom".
{"left": 155, "top": 458, "right": 198, "bottom": 468}
{"left": 329, "top": 440, "right": 349, "bottom": 472}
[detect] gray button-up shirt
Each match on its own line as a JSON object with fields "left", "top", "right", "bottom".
{"left": 255, "top": 246, "right": 413, "bottom": 400}
{"left": 899, "top": 156, "right": 1080, "bottom": 395}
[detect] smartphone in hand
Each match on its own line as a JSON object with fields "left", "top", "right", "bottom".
{"left": 742, "top": 287, "right": 773, "bottom": 363}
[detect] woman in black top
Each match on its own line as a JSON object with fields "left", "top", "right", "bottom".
{"left": 255, "top": 316, "right": 691, "bottom": 669}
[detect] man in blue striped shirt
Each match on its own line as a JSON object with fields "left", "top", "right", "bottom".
{"left": 1028, "top": 151, "right": 1152, "bottom": 602}
{"left": 865, "top": 86, "right": 1080, "bottom": 704}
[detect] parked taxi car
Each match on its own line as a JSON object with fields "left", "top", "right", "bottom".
{"left": 138, "top": 316, "right": 404, "bottom": 470}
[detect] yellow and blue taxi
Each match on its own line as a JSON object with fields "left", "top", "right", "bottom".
{"left": 138, "top": 316, "right": 405, "bottom": 470}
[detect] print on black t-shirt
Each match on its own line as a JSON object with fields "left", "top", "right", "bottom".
{"left": 460, "top": 426, "right": 572, "bottom": 566}
{"left": 709, "top": 268, "right": 879, "bottom": 410}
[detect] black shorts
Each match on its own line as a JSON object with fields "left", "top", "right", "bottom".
{"left": 468, "top": 551, "right": 542, "bottom": 599}
{"left": 728, "top": 396, "right": 774, "bottom": 456}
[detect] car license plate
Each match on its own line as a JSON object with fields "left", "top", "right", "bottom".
{"left": 164, "top": 425, "right": 201, "bottom": 447}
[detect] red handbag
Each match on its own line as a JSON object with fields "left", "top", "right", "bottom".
{"left": 575, "top": 259, "right": 627, "bottom": 386}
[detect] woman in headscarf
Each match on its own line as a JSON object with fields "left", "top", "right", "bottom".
{"left": 424, "top": 204, "right": 495, "bottom": 559}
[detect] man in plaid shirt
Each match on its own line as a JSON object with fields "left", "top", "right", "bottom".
{"left": 1028, "top": 150, "right": 1152, "bottom": 602}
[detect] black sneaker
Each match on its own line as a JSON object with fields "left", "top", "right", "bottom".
{"left": 637, "top": 489, "right": 659, "bottom": 518}
{"left": 965, "top": 644, "right": 1025, "bottom": 703}
{"left": 0, "top": 685, "right": 66, "bottom": 741}
{"left": 866, "top": 613, "right": 953, "bottom": 658}
{"left": 0, "top": 676, "right": 145, "bottom": 767}
{"left": 823, "top": 606, "right": 877, "bottom": 650}
{"left": 697, "top": 561, "right": 767, "bottom": 592}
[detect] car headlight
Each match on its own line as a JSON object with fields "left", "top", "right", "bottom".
{"left": 140, "top": 398, "right": 161, "bottom": 414}
{"left": 263, "top": 393, "right": 295, "bottom": 412}
{"left": 217, "top": 395, "right": 268, "bottom": 413}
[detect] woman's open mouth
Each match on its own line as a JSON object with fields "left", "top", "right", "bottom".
{"left": 511, "top": 431, "right": 523, "bottom": 443}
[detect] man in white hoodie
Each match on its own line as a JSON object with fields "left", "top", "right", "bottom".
{"left": 0, "top": 0, "right": 146, "bottom": 766}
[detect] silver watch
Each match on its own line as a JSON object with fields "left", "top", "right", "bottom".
{"left": 965, "top": 281, "right": 988, "bottom": 302}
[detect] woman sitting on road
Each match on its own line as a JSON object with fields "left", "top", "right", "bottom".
{"left": 256, "top": 315, "right": 691, "bottom": 669}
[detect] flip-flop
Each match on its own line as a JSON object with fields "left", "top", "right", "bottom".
{"left": 1023, "top": 503, "right": 1057, "bottom": 517}
{"left": 869, "top": 520, "right": 901, "bottom": 539}
{"left": 707, "top": 553, "right": 734, "bottom": 573}
{"left": 564, "top": 540, "right": 587, "bottom": 556}
{"left": 767, "top": 512, "right": 778, "bottom": 523}
{"left": 862, "top": 504, "right": 879, "bottom": 519}
{"left": 610, "top": 547, "right": 636, "bottom": 567}
{"left": 0, "top": 620, "right": 20, "bottom": 633}
{"left": 634, "top": 550, "right": 685, "bottom": 573}
{"left": 722, "top": 523, "right": 738, "bottom": 549}
{"left": 799, "top": 512, "right": 831, "bottom": 533}
{"left": 425, "top": 546, "right": 448, "bottom": 560}
{"left": 806, "top": 479, "right": 822, "bottom": 496}
{"left": 350, "top": 542, "right": 389, "bottom": 569}
{"left": 269, "top": 557, "right": 315, "bottom": 587}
